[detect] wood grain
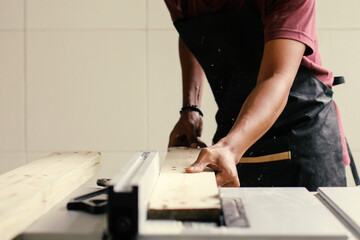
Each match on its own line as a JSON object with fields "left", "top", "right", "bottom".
{"left": 0, "top": 152, "right": 101, "bottom": 240}
{"left": 147, "top": 148, "right": 220, "bottom": 221}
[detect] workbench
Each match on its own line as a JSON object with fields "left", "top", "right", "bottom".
{"left": 13, "top": 151, "right": 360, "bottom": 240}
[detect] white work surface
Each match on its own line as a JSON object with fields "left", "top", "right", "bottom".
{"left": 19, "top": 187, "right": 359, "bottom": 240}
{"left": 17, "top": 152, "right": 359, "bottom": 240}
{"left": 318, "top": 187, "right": 360, "bottom": 238}
{"left": 18, "top": 187, "right": 106, "bottom": 240}
{"left": 140, "top": 188, "right": 350, "bottom": 240}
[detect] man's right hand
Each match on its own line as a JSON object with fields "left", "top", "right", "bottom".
{"left": 168, "top": 110, "right": 207, "bottom": 148}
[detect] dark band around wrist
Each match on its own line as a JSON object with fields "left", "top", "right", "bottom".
{"left": 180, "top": 105, "right": 203, "bottom": 117}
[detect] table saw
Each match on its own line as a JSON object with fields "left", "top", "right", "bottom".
{"left": 19, "top": 151, "right": 360, "bottom": 240}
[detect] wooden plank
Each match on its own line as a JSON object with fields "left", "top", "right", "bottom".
{"left": 147, "top": 148, "right": 220, "bottom": 221}
{"left": 0, "top": 152, "right": 101, "bottom": 240}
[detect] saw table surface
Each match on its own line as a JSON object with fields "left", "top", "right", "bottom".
{"left": 20, "top": 187, "right": 359, "bottom": 240}
{"left": 18, "top": 151, "right": 360, "bottom": 240}
{"left": 141, "top": 187, "right": 349, "bottom": 240}
{"left": 18, "top": 187, "right": 106, "bottom": 240}
{"left": 318, "top": 187, "right": 360, "bottom": 238}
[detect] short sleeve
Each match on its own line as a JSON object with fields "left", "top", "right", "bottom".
{"left": 261, "top": 0, "right": 316, "bottom": 56}
{"left": 164, "top": 0, "right": 183, "bottom": 22}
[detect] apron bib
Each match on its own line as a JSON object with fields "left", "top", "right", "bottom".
{"left": 174, "top": 0, "right": 346, "bottom": 190}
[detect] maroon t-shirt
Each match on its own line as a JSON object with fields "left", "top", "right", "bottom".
{"left": 165, "top": 0, "right": 333, "bottom": 86}
{"left": 165, "top": 0, "right": 350, "bottom": 166}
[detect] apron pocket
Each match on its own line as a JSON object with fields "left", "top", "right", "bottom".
{"left": 237, "top": 158, "right": 293, "bottom": 187}
{"left": 237, "top": 136, "right": 294, "bottom": 187}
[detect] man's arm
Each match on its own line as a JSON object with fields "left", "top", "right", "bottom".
{"left": 168, "top": 37, "right": 207, "bottom": 147}
{"left": 186, "top": 38, "right": 306, "bottom": 187}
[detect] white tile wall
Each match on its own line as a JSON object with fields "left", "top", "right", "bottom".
{"left": 0, "top": 0, "right": 359, "bottom": 190}
{"left": 26, "top": 31, "right": 147, "bottom": 152}
{"left": 26, "top": 0, "right": 146, "bottom": 29}
{"left": 0, "top": 32, "right": 25, "bottom": 152}
{"left": 0, "top": 0, "right": 24, "bottom": 29}
{"left": 316, "top": 0, "right": 360, "bottom": 29}
{"left": 148, "top": 0, "right": 173, "bottom": 29}
{"left": 147, "top": 30, "right": 182, "bottom": 150}
{"left": 0, "top": 153, "right": 26, "bottom": 174}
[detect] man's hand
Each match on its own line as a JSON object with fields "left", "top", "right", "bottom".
{"left": 168, "top": 110, "right": 207, "bottom": 148}
{"left": 185, "top": 140, "right": 240, "bottom": 187}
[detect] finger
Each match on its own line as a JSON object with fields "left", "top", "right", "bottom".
{"left": 185, "top": 151, "right": 210, "bottom": 173}
{"left": 190, "top": 142, "right": 198, "bottom": 148}
{"left": 196, "top": 137, "right": 207, "bottom": 148}
{"left": 185, "top": 160, "right": 208, "bottom": 173}
{"left": 189, "top": 137, "right": 207, "bottom": 148}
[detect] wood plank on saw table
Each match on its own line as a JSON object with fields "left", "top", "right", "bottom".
{"left": 147, "top": 147, "right": 221, "bottom": 221}
{"left": 0, "top": 152, "right": 101, "bottom": 240}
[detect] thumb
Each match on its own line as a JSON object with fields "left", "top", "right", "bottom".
{"left": 190, "top": 142, "right": 198, "bottom": 148}
{"left": 185, "top": 159, "right": 208, "bottom": 173}
{"left": 189, "top": 137, "right": 207, "bottom": 148}
{"left": 196, "top": 137, "right": 207, "bottom": 148}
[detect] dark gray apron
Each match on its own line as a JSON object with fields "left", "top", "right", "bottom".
{"left": 174, "top": 0, "right": 346, "bottom": 191}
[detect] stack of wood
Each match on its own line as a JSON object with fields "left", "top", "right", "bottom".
{"left": 0, "top": 152, "right": 101, "bottom": 240}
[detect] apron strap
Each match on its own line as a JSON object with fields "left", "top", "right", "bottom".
{"left": 333, "top": 76, "right": 345, "bottom": 86}
{"left": 346, "top": 139, "right": 360, "bottom": 185}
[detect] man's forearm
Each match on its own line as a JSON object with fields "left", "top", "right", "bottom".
{"left": 179, "top": 37, "right": 206, "bottom": 107}
{"left": 222, "top": 74, "right": 292, "bottom": 159}
{"left": 220, "top": 39, "right": 305, "bottom": 161}
{"left": 168, "top": 37, "right": 207, "bottom": 148}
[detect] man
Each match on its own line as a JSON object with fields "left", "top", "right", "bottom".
{"left": 166, "top": 0, "right": 350, "bottom": 190}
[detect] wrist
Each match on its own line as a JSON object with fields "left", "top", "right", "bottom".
{"left": 180, "top": 108, "right": 202, "bottom": 124}
{"left": 217, "top": 136, "right": 244, "bottom": 164}
{"left": 180, "top": 105, "right": 203, "bottom": 117}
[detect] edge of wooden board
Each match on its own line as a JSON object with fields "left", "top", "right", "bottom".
{"left": 0, "top": 152, "right": 101, "bottom": 240}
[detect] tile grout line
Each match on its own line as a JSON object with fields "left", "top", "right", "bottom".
{"left": 23, "top": 0, "right": 28, "bottom": 163}
{"left": 317, "top": 28, "right": 360, "bottom": 31}
{"left": 145, "top": 0, "right": 149, "bottom": 150}
{"left": 0, "top": 29, "right": 25, "bottom": 31}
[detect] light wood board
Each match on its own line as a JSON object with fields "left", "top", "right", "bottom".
{"left": 147, "top": 148, "right": 220, "bottom": 221}
{"left": 0, "top": 152, "right": 101, "bottom": 240}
